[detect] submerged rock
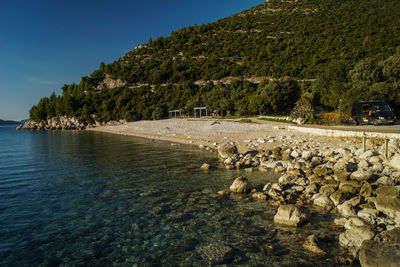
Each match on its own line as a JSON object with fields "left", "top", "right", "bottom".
{"left": 273, "top": 204, "right": 310, "bottom": 227}
{"left": 303, "top": 235, "right": 326, "bottom": 254}
{"left": 198, "top": 243, "right": 233, "bottom": 264}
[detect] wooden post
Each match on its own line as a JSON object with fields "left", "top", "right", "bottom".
{"left": 363, "top": 132, "right": 367, "bottom": 152}
{"left": 385, "top": 138, "right": 389, "bottom": 159}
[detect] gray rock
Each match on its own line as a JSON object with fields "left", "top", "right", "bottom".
{"left": 350, "top": 170, "right": 373, "bottom": 181}
{"left": 359, "top": 228, "right": 400, "bottom": 267}
{"left": 339, "top": 226, "right": 375, "bottom": 248}
{"left": 302, "top": 150, "right": 314, "bottom": 161}
{"left": 358, "top": 208, "right": 380, "bottom": 225}
{"left": 273, "top": 204, "right": 310, "bottom": 227}
{"left": 344, "top": 216, "right": 368, "bottom": 230}
{"left": 389, "top": 154, "right": 400, "bottom": 171}
{"left": 313, "top": 193, "right": 334, "bottom": 211}
{"left": 375, "top": 176, "right": 396, "bottom": 186}
{"left": 229, "top": 176, "right": 252, "bottom": 193}
{"left": 330, "top": 190, "right": 348, "bottom": 206}
{"left": 218, "top": 143, "right": 238, "bottom": 159}
{"left": 374, "top": 186, "right": 400, "bottom": 217}
{"left": 337, "top": 197, "right": 361, "bottom": 217}
{"left": 360, "top": 183, "right": 373, "bottom": 198}
{"left": 339, "top": 181, "right": 361, "bottom": 194}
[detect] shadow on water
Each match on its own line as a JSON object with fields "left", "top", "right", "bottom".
{"left": 0, "top": 128, "right": 347, "bottom": 266}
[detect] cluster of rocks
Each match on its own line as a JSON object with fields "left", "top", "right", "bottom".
{"left": 216, "top": 139, "right": 400, "bottom": 264}
{"left": 16, "top": 117, "right": 92, "bottom": 131}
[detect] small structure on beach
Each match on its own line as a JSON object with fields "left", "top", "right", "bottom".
{"left": 169, "top": 109, "right": 184, "bottom": 118}
{"left": 194, "top": 107, "right": 209, "bottom": 118}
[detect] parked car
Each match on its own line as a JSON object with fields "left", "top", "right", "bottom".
{"left": 351, "top": 100, "right": 396, "bottom": 125}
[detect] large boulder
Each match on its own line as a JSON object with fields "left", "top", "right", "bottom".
{"left": 359, "top": 228, "right": 400, "bottom": 267}
{"left": 229, "top": 176, "right": 252, "bottom": 193}
{"left": 217, "top": 142, "right": 238, "bottom": 159}
{"left": 339, "top": 226, "right": 375, "bottom": 248}
{"left": 374, "top": 186, "right": 400, "bottom": 217}
{"left": 274, "top": 204, "right": 310, "bottom": 227}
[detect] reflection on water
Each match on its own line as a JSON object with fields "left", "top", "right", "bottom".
{"left": 0, "top": 127, "right": 346, "bottom": 266}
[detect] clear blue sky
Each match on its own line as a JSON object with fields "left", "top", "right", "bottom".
{"left": 0, "top": 0, "right": 263, "bottom": 121}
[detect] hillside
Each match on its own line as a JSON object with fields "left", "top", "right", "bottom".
{"left": 30, "top": 0, "right": 400, "bottom": 122}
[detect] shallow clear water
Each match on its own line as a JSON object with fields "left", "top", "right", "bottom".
{"left": 0, "top": 125, "right": 346, "bottom": 266}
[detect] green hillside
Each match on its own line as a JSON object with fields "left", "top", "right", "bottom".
{"left": 30, "top": 0, "right": 400, "bottom": 122}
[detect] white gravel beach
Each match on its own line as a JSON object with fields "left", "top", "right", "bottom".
{"left": 88, "top": 118, "right": 357, "bottom": 153}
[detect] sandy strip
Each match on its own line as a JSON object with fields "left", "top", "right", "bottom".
{"left": 87, "top": 118, "right": 354, "bottom": 153}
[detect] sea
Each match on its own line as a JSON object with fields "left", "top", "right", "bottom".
{"left": 0, "top": 124, "right": 347, "bottom": 266}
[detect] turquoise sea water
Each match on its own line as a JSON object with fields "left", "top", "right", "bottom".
{"left": 0, "top": 125, "right": 346, "bottom": 266}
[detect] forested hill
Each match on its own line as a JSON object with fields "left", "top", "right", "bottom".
{"left": 30, "top": 0, "right": 400, "bottom": 122}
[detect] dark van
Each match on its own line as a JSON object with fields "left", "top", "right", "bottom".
{"left": 351, "top": 100, "right": 396, "bottom": 125}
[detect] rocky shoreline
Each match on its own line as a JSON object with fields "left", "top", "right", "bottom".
{"left": 15, "top": 116, "right": 128, "bottom": 131}
{"left": 212, "top": 141, "right": 400, "bottom": 265}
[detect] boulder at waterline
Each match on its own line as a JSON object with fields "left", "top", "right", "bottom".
{"left": 374, "top": 186, "right": 400, "bottom": 217}
{"left": 229, "top": 176, "right": 252, "bottom": 193}
{"left": 217, "top": 142, "right": 238, "bottom": 159}
{"left": 273, "top": 204, "right": 310, "bottom": 227}
{"left": 359, "top": 228, "right": 400, "bottom": 267}
{"left": 339, "top": 226, "right": 375, "bottom": 248}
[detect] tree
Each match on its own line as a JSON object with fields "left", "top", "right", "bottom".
{"left": 262, "top": 78, "right": 301, "bottom": 114}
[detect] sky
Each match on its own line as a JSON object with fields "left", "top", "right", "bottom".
{"left": 0, "top": 0, "right": 264, "bottom": 121}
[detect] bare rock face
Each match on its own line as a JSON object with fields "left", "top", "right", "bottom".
{"left": 217, "top": 142, "right": 238, "bottom": 159}
{"left": 96, "top": 74, "right": 126, "bottom": 90}
{"left": 229, "top": 176, "right": 252, "bottom": 193}
{"left": 359, "top": 228, "right": 400, "bottom": 267}
{"left": 273, "top": 204, "right": 310, "bottom": 227}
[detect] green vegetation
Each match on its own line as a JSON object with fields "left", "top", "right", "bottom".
{"left": 29, "top": 0, "right": 400, "bottom": 122}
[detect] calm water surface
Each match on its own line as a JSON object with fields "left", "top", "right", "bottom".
{"left": 0, "top": 125, "right": 346, "bottom": 266}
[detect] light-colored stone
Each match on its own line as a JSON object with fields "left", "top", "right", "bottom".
{"left": 358, "top": 208, "right": 380, "bottom": 225}
{"left": 273, "top": 204, "right": 310, "bottom": 227}
{"left": 218, "top": 143, "right": 238, "bottom": 159}
{"left": 350, "top": 169, "right": 373, "bottom": 181}
{"left": 313, "top": 193, "right": 334, "bottom": 211}
{"left": 329, "top": 190, "right": 348, "bottom": 206}
{"left": 389, "top": 154, "right": 400, "bottom": 171}
{"left": 303, "top": 235, "right": 326, "bottom": 254}
{"left": 339, "top": 226, "right": 375, "bottom": 248}
{"left": 201, "top": 163, "right": 210, "bottom": 170}
{"left": 359, "top": 228, "right": 400, "bottom": 267}
{"left": 229, "top": 176, "right": 252, "bottom": 193}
